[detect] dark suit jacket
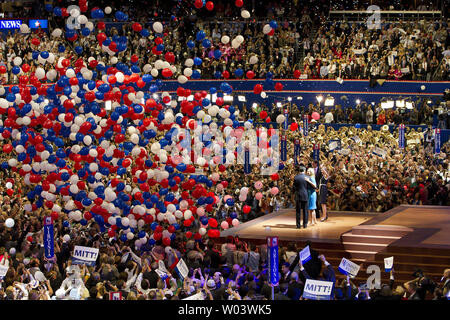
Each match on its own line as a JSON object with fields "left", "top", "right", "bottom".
{"left": 293, "top": 173, "right": 309, "bottom": 202}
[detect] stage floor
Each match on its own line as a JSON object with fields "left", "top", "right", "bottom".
{"left": 221, "top": 205, "right": 450, "bottom": 249}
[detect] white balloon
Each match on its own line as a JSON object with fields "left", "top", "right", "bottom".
{"left": 13, "top": 57, "right": 22, "bottom": 66}
{"left": 235, "top": 35, "right": 244, "bottom": 44}
{"left": 249, "top": 55, "right": 258, "bottom": 64}
{"left": 183, "top": 68, "right": 193, "bottom": 77}
{"left": 153, "top": 22, "right": 163, "bottom": 33}
{"left": 151, "top": 69, "right": 159, "bottom": 77}
{"left": 105, "top": 6, "right": 112, "bottom": 14}
{"left": 221, "top": 35, "right": 230, "bottom": 44}
{"left": 51, "top": 28, "right": 62, "bottom": 37}
{"left": 5, "top": 218, "right": 14, "bottom": 228}
{"left": 63, "top": 234, "right": 71, "bottom": 242}
{"left": 184, "top": 59, "right": 194, "bottom": 67}
{"left": 241, "top": 10, "right": 250, "bottom": 18}
{"left": 232, "top": 219, "right": 240, "bottom": 227}
{"left": 276, "top": 114, "right": 286, "bottom": 124}
{"left": 20, "top": 24, "right": 30, "bottom": 34}
{"left": 231, "top": 39, "right": 240, "bottom": 49}
{"left": 263, "top": 24, "right": 272, "bottom": 34}
{"left": 178, "top": 75, "right": 188, "bottom": 84}
{"left": 77, "top": 15, "right": 88, "bottom": 24}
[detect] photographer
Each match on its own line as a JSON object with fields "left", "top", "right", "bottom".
{"left": 404, "top": 269, "right": 437, "bottom": 300}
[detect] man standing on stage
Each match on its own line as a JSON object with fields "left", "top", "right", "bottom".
{"left": 293, "top": 166, "right": 310, "bottom": 228}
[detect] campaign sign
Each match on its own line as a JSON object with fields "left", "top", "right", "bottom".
{"left": 0, "top": 20, "right": 22, "bottom": 29}
{"left": 281, "top": 135, "right": 287, "bottom": 162}
{"left": 299, "top": 246, "right": 311, "bottom": 264}
{"left": 313, "top": 144, "right": 320, "bottom": 162}
{"left": 244, "top": 146, "right": 251, "bottom": 174}
{"left": 71, "top": 246, "right": 99, "bottom": 266}
{"left": 109, "top": 292, "right": 122, "bottom": 300}
{"left": 303, "top": 115, "right": 308, "bottom": 136}
{"left": 399, "top": 124, "right": 405, "bottom": 149}
{"left": 283, "top": 109, "right": 289, "bottom": 130}
{"left": 338, "top": 258, "right": 360, "bottom": 278}
{"left": 329, "top": 139, "right": 341, "bottom": 151}
{"left": 434, "top": 128, "right": 441, "bottom": 154}
{"left": 303, "top": 279, "right": 333, "bottom": 300}
{"left": 155, "top": 269, "right": 168, "bottom": 280}
{"left": 182, "top": 292, "right": 204, "bottom": 300}
{"left": 174, "top": 258, "right": 188, "bottom": 281}
{"left": 0, "top": 265, "right": 8, "bottom": 280}
{"left": 372, "top": 147, "right": 387, "bottom": 158}
{"left": 43, "top": 217, "right": 54, "bottom": 259}
{"left": 267, "top": 237, "right": 279, "bottom": 285}
{"left": 384, "top": 256, "right": 394, "bottom": 272}
{"left": 294, "top": 139, "right": 300, "bottom": 165}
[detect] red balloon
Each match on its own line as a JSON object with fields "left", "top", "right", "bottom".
{"left": 253, "top": 84, "right": 263, "bottom": 94}
{"left": 259, "top": 110, "right": 268, "bottom": 119}
{"left": 208, "top": 218, "right": 218, "bottom": 228}
{"left": 275, "top": 82, "right": 283, "bottom": 91}
{"left": 194, "top": 0, "right": 203, "bottom": 8}
{"left": 246, "top": 70, "right": 255, "bottom": 79}
{"left": 162, "top": 68, "right": 173, "bottom": 78}
{"left": 290, "top": 122, "right": 299, "bottom": 131}
{"left": 31, "top": 38, "right": 40, "bottom": 46}
{"left": 0, "top": 66, "right": 6, "bottom": 73}
{"left": 294, "top": 70, "right": 301, "bottom": 79}
{"left": 235, "top": 0, "right": 244, "bottom": 7}
{"left": 243, "top": 205, "right": 251, "bottom": 214}
{"left": 132, "top": 22, "right": 142, "bottom": 32}
{"left": 162, "top": 237, "right": 171, "bottom": 246}
{"left": 185, "top": 231, "right": 192, "bottom": 238}
{"left": 2, "top": 144, "right": 13, "bottom": 153}
{"left": 206, "top": 1, "right": 214, "bottom": 10}
{"left": 6, "top": 189, "right": 13, "bottom": 196}
{"left": 222, "top": 70, "right": 230, "bottom": 79}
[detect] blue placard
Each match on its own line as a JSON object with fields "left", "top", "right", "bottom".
{"left": 0, "top": 20, "right": 22, "bottom": 29}
{"left": 43, "top": 217, "right": 54, "bottom": 259}
{"left": 434, "top": 128, "right": 441, "bottom": 154}
{"left": 303, "top": 115, "right": 308, "bottom": 136}
{"left": 283, "top": 109, "right": 289, "bottom": 130}
{"left": 294, "top": 139, "right": 300, "bottom": 165}
{"left": 244, "top": 147, "right": 251, "bottom": 174}
{"left": 29, "top": 19, "right": 48, "bottom": 29}
{"left": 281, "top": 135, "right": 287, "bottom": 162}
{"left": 399, "top": 124, "right": 405, "bottom": 149}
{"left": 313, "top": 144, "right": 320, "bottom": 162}
{"left": 267, "top": 237, "right": 279, "bottom": 285}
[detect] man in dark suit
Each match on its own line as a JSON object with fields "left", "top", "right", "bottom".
{"left": 293, "top": 166, "right": 309, "bottom": 228}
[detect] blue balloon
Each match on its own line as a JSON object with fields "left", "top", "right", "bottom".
{"left": 213, "top": 49, "right": 222, "bottom": 59}
{"left": 193, "top": 57, "right": 202, "bottom": 65}
{"left": 234, "top": 68, "right": 244, "bottom": 77}
{"left": 191, "top": 69, "right": 201, "bottom": 79}
{"left": 196, "top": 30, "right": 206, "bottom": 41}
{"left": 202, "top": 39, "right": 211, "bottom": 48}
{"left": 74, "top": 46, "right": 83, "bottom": 54}
{"left": 187, "top": 40, "right": 195, "bottom": 49}
{"left": 270, "top": 20, "right": 278, "bottom": 29}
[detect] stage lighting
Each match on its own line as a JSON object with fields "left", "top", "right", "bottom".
{"left": 238, "top": 95, "right": 246, "bottom": 102}
{"left": 371, "top": 102, "right": 375, "bottom": 106}
{"left": 356, "top": 99, "right": 361, "bottom": 105}
{"left": 276, "top": 102, "right": 282, "bottom": 108}
{"left": 297, "top": 96, "right": 303, "bottom": 100}
{"left": 287, "top": 97, "right": 292, "bottom": 102}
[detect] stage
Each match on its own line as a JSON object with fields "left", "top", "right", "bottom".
{"left": 220, "top": 205, "right": 450, "bottom": 285}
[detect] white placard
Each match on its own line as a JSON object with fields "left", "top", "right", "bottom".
{"left": 299, "top": 246, "right": 311, "bottom": 263}
{"left": 175, "top": 258, "right": 188, "bottom": 280}
{"left": 72, "top": 246, "right": 99, "bottom": 266}
{"left": 0, "top": 265, "right": 8, "bottom": 279}
{"left": 338, "top": 257, "right": 360, "bottom": 278}
{"left": 303, "top": 279, "right": 334, "bottom": 300}
{"left": 384, "top": 256, "right": 394, "bottom": 272}
{"left": 182, "top": 292, "right": 205, "bottom": 300}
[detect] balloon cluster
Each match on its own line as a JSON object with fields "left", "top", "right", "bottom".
{"left": 0, "top": 2, "right": 284, "bottom": 249}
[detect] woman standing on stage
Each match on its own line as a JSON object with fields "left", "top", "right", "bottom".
{"left": 306, "top": 168, "right": 318, "bottom": 226}
{"left": 319, "top": 166, "right": 330, "bottom": 222}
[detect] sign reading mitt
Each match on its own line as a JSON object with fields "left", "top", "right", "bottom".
{"left": 302, "top": 279, "right": 334, "bottom": 300}
{"left": 338, "top": 257, "right": 360, "bottom": 278}
{"left": 71, "top": 246, "right": 99, "bottom": 266}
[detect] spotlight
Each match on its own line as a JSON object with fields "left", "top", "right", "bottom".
{"left": 356, "top": 99, "right": 361, "bottom": 105}
{"left": 287, "top": 97, "right": 292, "bottom": 102}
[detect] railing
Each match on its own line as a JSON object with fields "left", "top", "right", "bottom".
{"left": 328, "top": 10, "right": 443, "bottom": 22}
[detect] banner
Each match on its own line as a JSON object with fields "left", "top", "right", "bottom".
{"left": 182, "top": 292, "right": 204, "bottom": 300}
{"left": 399, "top": 124, "right": 405, "bottom": 149}
{"left": 299, "top": 246, "right": 312, "bottom": 264}
{"left": 372, "top": 147, "right": 387, "bottom": 158}
{"left": 0, "top": 265, "right": 8, "bottom": 280}
{"left": 313, "top": 144, "right": 320, "bottom": 162}
{"left": 71, "top": 246, "right": 99, "bottom": 266}
{"left": 434, "top": 128, "right": 441, "bottom": 154}
{"left": 328, "top": 139, "right": 341, "bottom": 151}
{"left": 302, "top": 279, "right": 334, "bottom": 300}
{"left": 0, "top": 20, "right": 22, "bottom": 30}
{"left": 174, "top": 258, "right": 188, "bottom": 281}
{"left": 283, "top": 109, "right": 289, "bottom": 130}
{"left": 109, "top": 292, "right": 122, "bottom": 300}
{"left": 338, "top": 258, "right": 360, "bottom": 278}
{"left": 281, "top": 135, "right": 287, "bottom": 162}
{"left": 267, "top": 237, "right": 279, "bottom": 285}
{"left": 294, "top": 139, "right": 300, "bottom": 165}
{"left": 303, "top": 115, "right": 308, "bottom": 136}
{"left": 29, "top": 19, "right": 48, "bottom": 29}
{"left": 244, "top": 146, "right": 251, "bottom": 174}
{"left": 384, "top": 256, "right": 394, "bottom": 272}
{"left": 43, "top": 216, "right": 54, "bottom": 259}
